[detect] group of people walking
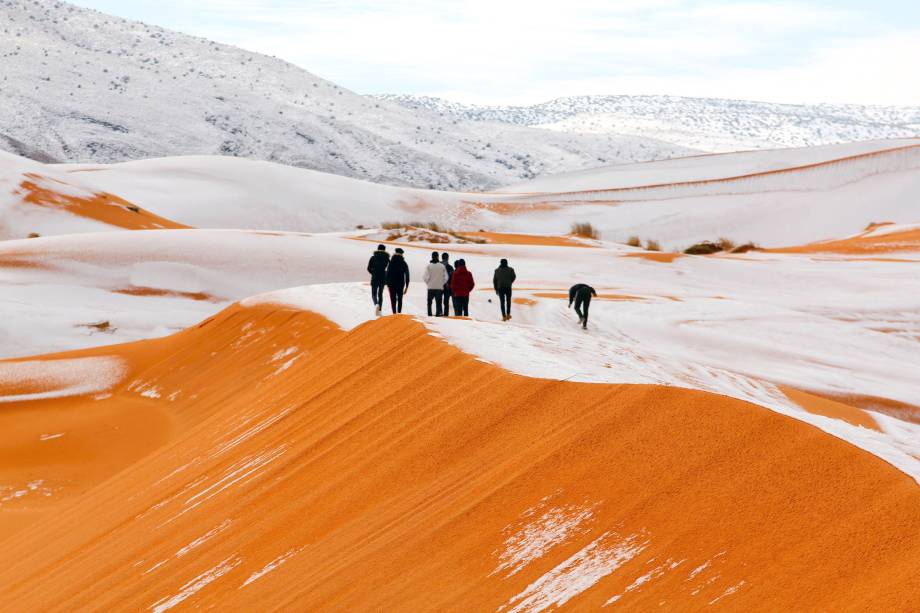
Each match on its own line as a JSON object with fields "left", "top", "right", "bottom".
{"left": 368, "top": 245, "right": 491, "bottom": 318}
{"left": 367, "top": 244, "right": 594, "bottom": 328}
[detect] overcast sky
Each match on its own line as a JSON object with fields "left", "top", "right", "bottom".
{"left": 70, "top": 0, "right": 919, "bottom": 106}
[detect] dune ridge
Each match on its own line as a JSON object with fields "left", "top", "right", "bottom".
{"left": 0, "top": 304, "right": 918, "bottom": 610}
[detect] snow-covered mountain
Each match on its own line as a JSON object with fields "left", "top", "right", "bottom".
{"left": 0, "top": 0, "right": 694, "bottom": 190}
{"left": 377, "top": 94, "right": 920, "bottom": 152}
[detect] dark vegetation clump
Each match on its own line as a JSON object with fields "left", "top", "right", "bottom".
{"left": 570, "top": 222, "right": 599, "bottom": 239}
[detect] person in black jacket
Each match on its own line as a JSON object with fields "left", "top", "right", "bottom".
{"left": 440, "top": 252, "right": 454, "bottom": 316}
{"left": 493, "top": 259, "right": 516, "bottom": 321}
{"left": 568, "top": 283, "right": 597, "bottom": 329}
{"left": 385, "top": 247, "right": 410, "bottom": 314}
{"left": 367, "top": 244, "right": 389, "bottom": 315}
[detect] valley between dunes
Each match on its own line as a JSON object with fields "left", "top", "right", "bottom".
{"left": 1, "top": 303, "right": 919, "bottom": 611}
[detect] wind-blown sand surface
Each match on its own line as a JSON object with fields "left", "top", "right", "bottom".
{"left": 1, "top": 139, "right": 919, "bottom": 610}
{"left": 0, "top": 304, "right": 919, "bottom": 611}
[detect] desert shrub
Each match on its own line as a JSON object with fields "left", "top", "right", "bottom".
{"left": 125, "top": 204, "right": 140, "bottom": 213}
{"left": 380, "top": 221, "right": 402, "bottom": 230}
{"left": 406, "top": 221, "right": 444, "bottom": 233}
{"left": 684, "top": 241, "right": 723, "bottom": 255}
{"left": 645, "top": 239, "right": 661, "bottom": 252}
{"left": 27, "top": 232, "right": 40, "bottom": 238}
{"left": 571, "top": 222, "right": 599, "bottom": 239}
{"left": 731, "top": 242, "right": 761, "bottom": 253}
{"left": 718, "top": 237, "right": 736, "bottom": 251}
{"left": 626, "top": 235, "right": 641, "bottom": 247}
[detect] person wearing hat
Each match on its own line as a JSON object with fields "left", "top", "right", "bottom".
{"left": 385, "top": 247, "right": 410, "bottom": 314}
{"left": 367, "top": 244, "right": 389, "bottom": 316}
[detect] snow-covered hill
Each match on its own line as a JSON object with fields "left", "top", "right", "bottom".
{"left": 61, "top": 139, "right": 920, "bottom": 250}
{"left": 0, "top": 0, "right": 693, "bottom": 190}
{"left": 377, "top": 94, "right": 920, "bottom": 152}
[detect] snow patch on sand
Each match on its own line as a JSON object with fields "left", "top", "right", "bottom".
{"left": 241, "top": 547, "right": 305, "bottom": 588}
{"left": 0, "top": 356, "right": 126, "bottom": 403}
{"left": 149, "top": 556, "right": 241, "bottom": 612}
{"left": 493, "top": 499, "right": 597, "bottom": 578}
{"left": 500, "top": 532, "right": 648, "bottom": 613}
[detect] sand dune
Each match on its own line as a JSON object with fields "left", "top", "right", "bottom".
{"left": 0, "top": 151, "right": 185, "bottom": 240}
{"left": 0, "top": 304, "right": 918, "bottom": 610}
{"left": 58, "top": 139, "right": 920, "bottom": 250}
{"left": 770, "top": 222, "right": 920, "bottom": 255}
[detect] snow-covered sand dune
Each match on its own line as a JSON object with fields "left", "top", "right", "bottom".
{"left": 60, "top": 139, "right": 920, "bottom": 249}
{"left": 1, "top": 133, "right": 919, "bottom": 610}
{"left": 1, "top": 228, "right": 918, "bottom": 483}
{"left": 0, "top": 303, "right": 918, "bottom": 610}
{"left": 0, "top": 150, "right": 183, "bottom": 240}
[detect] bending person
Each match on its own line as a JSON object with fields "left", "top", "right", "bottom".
{"left": 568, "top": 283, "right": 597, "bottom": 329}
{"left": 493, "top": 258, "right": 516, "bottom": 321}
{"left": 386, "top": 247, "right": 410, "bottom": 314}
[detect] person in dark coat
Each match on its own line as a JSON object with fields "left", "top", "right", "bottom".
{"left": 493, "top": 258, "right": 516, "bottom": 321}
{"left": 449, "top": 258, "right": 475, "bottom": 316}
{"left": 440, "top": 252, "right": 454, "bottom": 317}
{"left": 367, "top": 244, "right": 389, "bottom": 315}
{"left": 385, "top": 247, "right": 410, "bottom": 314}
{"left": 568, "top": 283, "right": 597, "bottom": 329}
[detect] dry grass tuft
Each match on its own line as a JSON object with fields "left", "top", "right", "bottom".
{"left": 571, "top": 222, "right": 599, "bottom": 239}
{"left": 731, "top": 242, "right": 761, "bottom": 254}
{"left": 684, "top": 241, "right": 723, "bottom": 255}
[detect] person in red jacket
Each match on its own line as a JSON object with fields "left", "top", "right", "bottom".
{"left": 449, "top": 258, "right": 475, "bottom": 317}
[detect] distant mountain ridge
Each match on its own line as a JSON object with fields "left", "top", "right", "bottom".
{"left": 375, "top": 94, "right": 920, "bottom": 152}
{"left": 0, "top": 0, "right": 692, "bottom": 190}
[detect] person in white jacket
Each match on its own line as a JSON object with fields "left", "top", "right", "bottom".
{"left": 423, "top": 251, "right": 448, "bottom": 316}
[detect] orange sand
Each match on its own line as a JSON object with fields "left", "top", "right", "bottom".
{"left": 0, "top": 309, "right": 918, "bottom": 610}
{"left": 808, "top": 391, "right": 920, "bottom": 425}
{"left": 769, "top": 225, "right": 920, "bottom": 255}
{"left": 18, "top": 173, "right": 188, "bottom": 231}
{"left": 623, "top": 252, "right": 684, "bottom": 263}
{"left": 782, "top": 387, "right": 880, "bottom": 431}
{"left": 458, "top": 231, "right": 593, "bottom": 247}
{"left": 113, "top": 286, "right": 221, "bottom": 302}
{"left": 463, "top": 200, "right": 563, "bottom": 216}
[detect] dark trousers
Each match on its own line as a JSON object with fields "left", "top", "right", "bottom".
{"left": 427, "top": 289, "right": 444, "bottom": 316}
{"left": 453, "top": 296, "right": 469, "bottom": 317}
{"left": 371, "top": 280, "right": 385, "bottom": 307}
{"left": 442, "top": 288, "right": 452, "bottom": 316}
{"left": 388, "top": 285, "right": 404, "bottom": 314}
{"left": 574, "top": 294, "right": 591, "bottom": 327}
{"left": 497, "top": 288, "right": 512, "bottom": 318}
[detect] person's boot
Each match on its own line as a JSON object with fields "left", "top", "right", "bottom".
{"left": 375, "top": 305, "right": 382, "bottom": 316}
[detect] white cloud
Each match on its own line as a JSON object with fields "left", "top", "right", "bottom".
{"left": 70, "top": 0, "right": 920, "bottom": 105}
